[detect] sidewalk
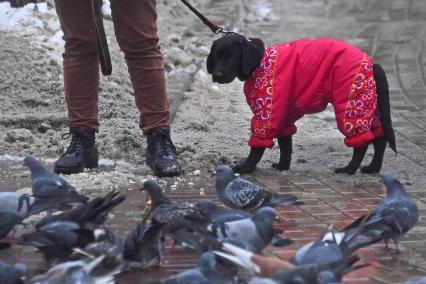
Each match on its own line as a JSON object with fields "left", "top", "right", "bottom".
{"left": 0, "top": 0, "right": 425, "bottom": 283}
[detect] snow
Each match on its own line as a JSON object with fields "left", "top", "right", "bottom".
{"left": 0, "top": 2, "right": 64, "bottom": 61}
{"left": 0, "top": 3, "right": 48, "bottom": 30}
{"left": 256, "top": 0, "right": 272, "bottom": 17}
{"left": 102, "top": 0, "right": 112, "bottom": 20}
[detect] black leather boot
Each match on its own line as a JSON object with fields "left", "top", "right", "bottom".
{"left": 146, "top": 128, "right": 181, "bottom": 177}
{"left": 54, "top": 128, "right": 99, "bottom": 174}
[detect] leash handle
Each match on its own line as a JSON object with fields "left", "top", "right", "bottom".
{"left": 180, "top": 0, "right": 222, "bottom": 34}
{"left": 91, "top": 0, "right": 112, "bottom": 76}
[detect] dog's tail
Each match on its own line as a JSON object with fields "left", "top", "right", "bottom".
{"left": 374, "top": 64, "right": 397, "bottom": 154}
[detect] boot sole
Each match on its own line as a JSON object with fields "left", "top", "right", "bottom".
{"left": 146, "top": 153, "right": 181, "bottom": 177}
{"left": 54, "top": 157, "right": 99, "bottom": 175}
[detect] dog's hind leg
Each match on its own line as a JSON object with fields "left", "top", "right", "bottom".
{"left": 334, "top": 146, "right": 368, "bottom": 175}
{"left": 272, "top": 136, "right": 292, "bottom": 171}
{"left": 361, "top": 136, "right": 386, "bottom": 174}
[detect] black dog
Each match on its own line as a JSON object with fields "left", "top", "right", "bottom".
{"left": 207, "top": 35, "right": 396, "bottom": 175}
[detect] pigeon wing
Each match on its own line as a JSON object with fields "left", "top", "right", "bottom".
{"left": 32, "top": 176, "right": 74, "bottom": 198}
{"left": 226, "top": 178, "right": 272, "bottom": 210}
{"left": 377, "top": 201, "right": 419, "bottom": 234}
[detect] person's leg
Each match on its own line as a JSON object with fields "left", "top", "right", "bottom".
{"left": 110, "top": 0, "right": 180, "bottom": 177}
{"left": 53, "top": 0, "right": 100, "bottom": 174}
{"left": 110, "top": 0, "right": 169, "bottom": 132}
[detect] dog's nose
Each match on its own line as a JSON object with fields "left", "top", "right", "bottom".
{"left": 212, "top": 72, "right": 224, "bottom": 83}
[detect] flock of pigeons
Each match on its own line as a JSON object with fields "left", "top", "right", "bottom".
{"left": 0, "top": 156, "right": 423, "bottom": 284}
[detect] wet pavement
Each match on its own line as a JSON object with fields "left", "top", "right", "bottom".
{"left": 0, "top": 159, "right": 426, "bottom": 283}
{"left": 1, "top": 0, "right": 426, "bottom": 283}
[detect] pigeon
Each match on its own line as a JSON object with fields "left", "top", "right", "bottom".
{"left": 214, "top": 207, "right": 278, "bottom": 253}
{"left": 142, "top": 179, "right": 205, "bottom": 234}
{"left": 123, "top": 219, "right": 165, "bottom": 269}
{"left": 18, "top": 221, "right": 100, "bottom": 261}
{"left": 292, "top": 239, "right": 344, "bottom": 266}
{"left": 214, "top": 242, "right": 294, "bottom": 277}
{"left": 0, "top": 261, "right": 27, "bottom": 284}
{"left": 291, "top": 217, "right": 382, "bottom": 265}
{"left": 197, "top": 199, "right": 250, "bottom": 224}
{"left": 213, "top": 165, "right": 303, "bottom": 211}
{"left": 31, "top": 255, "right": 116, "bottom": 284}
{"left": 358, "top": 172, "right": 419, "bottom": 252}
{"left": 196, "top": 199, "right": 292, "bottom": 249}
{"left": 20, "top": 191, "right": 125, "bottom": 261}
{"left": 248, "top": 254, "right": 365, "bottom": 284}
{"left": 72, "top": 229, "right": 125, "bottom": 276}
{"left": 0, "top": 211, "right": 24, "bottom": 239}
{"left": 0, "top": 192, "right": 34, "bottom": 218}
{"left": 405, "top": 277, "right": 426, "bottom": 284}
{"left": 24, "top": 155, "right": 88, "bottom": 214}
{"left": 161, "top": 252, "right": 234, "bottom": 284}
{"left": 36, "top": 190, "right": 125, "bottom": 229}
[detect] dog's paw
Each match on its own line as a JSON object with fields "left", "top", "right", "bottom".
{"left": 360, "top": 165, "right": 380, "bottom": 174}
{"left": 271, "top": 163, "right": 290, "bottom": 171}
{"left": 334, "top": 166, "right": 357, "bottom": 175}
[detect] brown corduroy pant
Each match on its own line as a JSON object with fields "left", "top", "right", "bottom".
{"left": 54, "top": 0, "right": 170, "bottom": 133}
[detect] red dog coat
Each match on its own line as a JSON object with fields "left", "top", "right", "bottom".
{"left": 244, "top": 38, "right": 384, "bottom": 148}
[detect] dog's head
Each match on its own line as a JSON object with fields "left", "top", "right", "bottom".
{"left": 207, "top": 34, "right": 265, "bottom": 84}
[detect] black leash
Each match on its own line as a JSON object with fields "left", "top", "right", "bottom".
{"left": 91, "top": 0, "right": 112, "bottom": 76}
{"left": 180, "top": 0, "right": 242, "bottom": 36}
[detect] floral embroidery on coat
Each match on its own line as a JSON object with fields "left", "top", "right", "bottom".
{"left": 245, "top": 45, "right": 278, "bottom": 139}
{"left": 344, "top": 54, "right": 382, "bottom": 141}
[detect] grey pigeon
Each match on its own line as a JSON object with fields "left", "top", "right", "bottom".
{"left": 405, "top": 277, "right": 426, "bottom": 284}
{"left": 143, "top": 179, "right": 205, "bottom": 234}
{"left": 36, "top": 190, "right": 125, "bottom": 229}
{"left": 213, "top": 165, "right": 303, "bottom": 211}
{"left": 31, "top": 255, "right": 116, "bottom": 284}
{"left": 72, "top": 229, "right": 125, "bottom": 277}
{"left": 293, "top": 239, "right": 344, "bottom": 266}
{"left": 359, "top": 172, "right": 419, "bottom": 252}
{"left": 20, "top": 191, "right": 125, "bottom": 261}
{"left": 123, "top": 219, "right": 165, "bottom": 269}
{"left": 0, "top": 192, "right": 34, "bottom": 218}
{"left": 0, "top": 261, "right": 27, "bottom": 284}
{"left": 0, "top": 192, "right": 33, "bottom": 241}
{"left": 291, "top": 217, "right": 382, "bottom": 265}
{"left": 18, "top": 221, "right": 97, "bottom": 261}
{"left": 215, "top": 207, "right": 278, "bottom": 253}
{"left": 197, "top": 199, "right": 292, "bottom": 249}
{"left": 0, "top": 211, "right": 24, "bottom": 239}
{"left": 161, "top": 252, "right": 233, "bottom": 284}
{"left": 24, "top": 155, "right": 88, "bottom": 214}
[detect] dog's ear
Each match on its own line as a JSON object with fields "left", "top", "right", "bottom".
{"left": 238, "top": 38, "right": 265, "bottom": 81}
{"left": 206, "top": 40, "right": 218, "bottom": 74}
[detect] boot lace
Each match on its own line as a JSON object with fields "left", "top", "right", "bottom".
{"left": 61, "top": 132, "right": 83, "bottom": 155}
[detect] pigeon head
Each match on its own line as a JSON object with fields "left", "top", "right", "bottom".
{"left": 252, "top": 207, "right": 277, "bottom": 223}
{"left": 317, "top": 270, "right": 339, "bottom": 284}
{"left": 142, "top": 179, "right": 169, "bottom": 206}
{"left": 214, "top": 165, "right": 236, "bottom": 184}
{"left": 24, "top": 155, "right": 45, "bottom": 173}
{"left": 196, "top": 199, "right": 218, "bottom": 217}
{"left": 13, "top": 263, "right": 27, "bottom": 276}
{"left": 380, "top": 171, "right": 405, "bottom": 195}
{"left": 199, "top": 252, "right": 217, "bottom": 274}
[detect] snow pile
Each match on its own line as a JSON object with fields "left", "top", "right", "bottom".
{"left": 0, "top": 2, "right": 63, "bottom": 60}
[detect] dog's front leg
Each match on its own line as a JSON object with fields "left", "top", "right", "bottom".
{"left": 272, "top": 136, "right": 292, "bottom": 171}
{"left": 233, "top": 147, "right": 265, "bottom": 174}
